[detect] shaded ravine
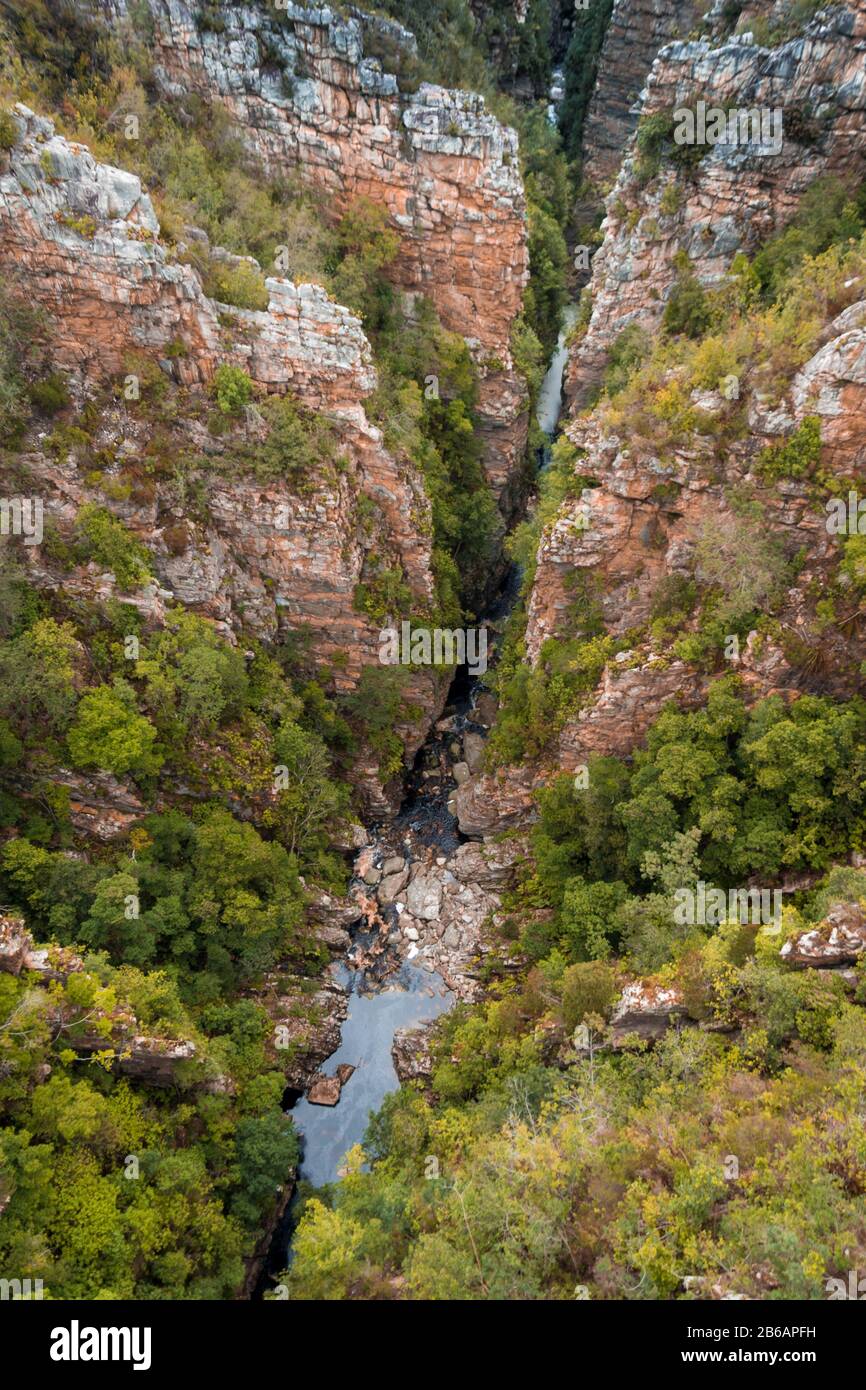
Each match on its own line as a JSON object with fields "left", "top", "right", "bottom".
{"left": 255, "top": 305, "right": 578, "bottom": 1289}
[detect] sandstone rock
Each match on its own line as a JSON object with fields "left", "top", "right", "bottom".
{"left": 781, "top": 902, "right": 866, "bottom": 967}
{"left": 609, "top": 981, "right": 688, "bottom": 1048}
{"left": 118, "top": 1037, "right": 198, "bottom": 1087}
{"left": 569, "top": 8, "right": 866, "bottom": 409}
{"left": 452, "top": 760, "right": 471, "bottom": 784}
{"left": 315, "top": 924, "right": 353, "bottom": 953}
{"left": 333, "top": 821, "right": 369, "bottom": 852}
{"left": 462, "top": 731, "right": 486, "bottom": 774}
{"left": 392, "top": 1022, "right": 436, "bottom": 1082}
{"left": 450, "top": 837, "right": 526, "bottom": 890}
{"left": 263, "top": 977, "right": 349, "bottom": 1089}
{"left": 473, "top": 691, "right": 498, "bottom": 726}
{"left": 307, "top": 1074, "right": 342, "bottom": 1106}
{"left": 583, "top": 0, "right": 700, "bottom": 184}
{"left": 139, "top": 0, "right": 531, "bottom": 520}
{"left": 306, "top": 888, "right": 361, "bottom": 936}
{"left": 454, "top": 769, "right": 537, "bottom": 838}
{"left": 378, "top": 866, "right": 410, "bottom": 902}
{"left": 0, "top": 110, "right": 455, "bottom": 816}
{"left": 404, "top": 869, "right": 443, "bottom": 921}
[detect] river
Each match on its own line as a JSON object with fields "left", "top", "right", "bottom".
{"left": 258, "top": 299, "right": 577, "bottom": 1283}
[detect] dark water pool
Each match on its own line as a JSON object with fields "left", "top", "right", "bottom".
{"left": 289, "top": 960, "right": 453, "bottom": 1189}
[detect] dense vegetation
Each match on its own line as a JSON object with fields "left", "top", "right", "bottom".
{"left": 559, "top": 0, "right": 614, "bottom": 162}
{"left": 284, "top": 679, "right": 866, "bottom": 1298}
{"left": 286, "top": 945, "right": 866, "bottom": 1299}
{"left": 0, "top": 0, "right": 574, "bottom": 1302}
{"left": 0, "top": 550, "right": 350, "bottom": 1294}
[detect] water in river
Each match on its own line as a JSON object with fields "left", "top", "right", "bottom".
{"left": 289, "top": 961, "right": 453, "bottom": 1188}
{"left": 536, "top": 301, "right": 579, "bottom": 438}
{"left": 263, "top": 298, "right": 579, "bottom": 1277}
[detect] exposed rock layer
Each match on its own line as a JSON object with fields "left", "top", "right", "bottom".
{"left": 134, "top": 0, "right": 531, "bottom": 515}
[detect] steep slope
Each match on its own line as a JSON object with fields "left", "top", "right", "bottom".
{"left": 123, "top": 0, "right": 531, "bottom": 522}
{"left": 582, "top": 0, "right": 700, "bottom": 185}
{"left": 457, "top": 0, "right": 866, "bottom": 836}
{"left": 0, "top": 106, "right": 449, "bottom": 812}
{"left": 568, "top": 2, "right": 866, "bottom": 407}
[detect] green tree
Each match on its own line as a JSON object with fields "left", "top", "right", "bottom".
{"left": 67, "top": 682, "right": 163, "bottom": 778}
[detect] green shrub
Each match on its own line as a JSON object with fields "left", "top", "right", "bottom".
{"left": 67, "top": 681, "right": 163, "bottom": 777}
{"left": 212, "top": 364, "right": 253, "bottom": 416}
{"left": 663, "top": 254, "right": 712, "bottom": 338}
{"left": 204, "top": 258, "right": 269, "bottom": 312}
{"left": 75, "top": 504, "right": 150, "bottom": 589}
{"left": 752, "top": 178, "right": 866, "bottom": 302}
{"left": 28, "top": 372, "right": 70, "bottom": 415}
{"left": 604, "top": 322, "right": 652, "bottom": 397}
{"left": 560, "top": 960, "right": 618, "bottom": 1030}
{"left": 0, "top": 110, "right": 18, "bottom": 150}
{"left": 756, "top": 415, "right": 822, "bottom": 482}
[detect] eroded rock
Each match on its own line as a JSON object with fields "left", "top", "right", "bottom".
{"left": 781, "top": 902, "right": 866, "bottom": 967}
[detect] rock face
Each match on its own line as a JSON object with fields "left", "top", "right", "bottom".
{"left": 0, "top": 106, "right": 374, "bottom": 403}
{"left": 131, "top": 0, "right": 531, "bottom": 518}
{"left": 568, "top": 4, "right": 866, "bottom": 407}
{"left": 608, "top": 979, "right": 688, "bottom": 1047}
{"left": 582, "top": 0, "right": 700, "bottom": 185}
{"left": 781, "top": 901, "right": 866, "bottom": 966}
{"left": 0, "top": 107, "right": 453, "bottom": 810}
{"left": 261, "top": 975, "right": 350, "bottom": 1090}
{"left": 392, "top": 1021, "right": 435, "bottom": 1082}
{"left": 523, "top": 305, "right": 866, "bottom": 789}
{"left": 453, "top": 765, "right": 538, "bottom": 838}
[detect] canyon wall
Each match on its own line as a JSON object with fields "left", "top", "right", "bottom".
{"left": 568, "top": 3, "right": 866, "bottom": 406}
{"left": 127, "top": 0, "right": 531, "bottom": 520}
{"left": 456, "top": 0, "right": 866, "bottom": 841}
{"left": 582, "top": 0, "right": 700, "bottom": 186}
{"left": 0, "top": 106, "right": 448, "bottom": 813}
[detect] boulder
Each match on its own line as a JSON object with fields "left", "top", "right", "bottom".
{"left": 473, "top": 692, "right": 498, "bottom": 727}
{"left": 403, "top": 869, "right": 443, "bottom": 921}
{"left": 609, "top": 981, "right": 687, "bottom": 1048}
{"left": 454, "top": 769, "right": 536, "bottom": 837}
{"left": 378, "top": 865, "right": 410, "bottom": 903}
{"left": 780, "top": 902, "right": 866, "bottom": 967}
{"left": 307, "top": 1074, "right": 342, "bottom": 1106}
{"left": 462, "top": 731, "right": 485, "bottom": 774}
{"left": 392, "top": 1023, "right": 435, "bottom": 1082}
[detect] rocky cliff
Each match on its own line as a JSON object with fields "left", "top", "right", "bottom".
{"left": 582, "top": 0, "right": 700, "bottom": 186}
{"left": 119, "top": 0, "right": 531, "bottom": 521}
{"left": 456, "top": 0, "right": 866, "bottom": 842}
{"left": 536, "top": 303, "right": 866, "bottom": 773}
{"left": 0, "top": 105, "right": 449, "bottom": 813}
{"left": 568, "top": 2, "right": 866, "bottom": 407}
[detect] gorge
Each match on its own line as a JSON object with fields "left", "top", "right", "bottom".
{"left": 2, "top": 0, "right": 866, "bottom": 1310}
